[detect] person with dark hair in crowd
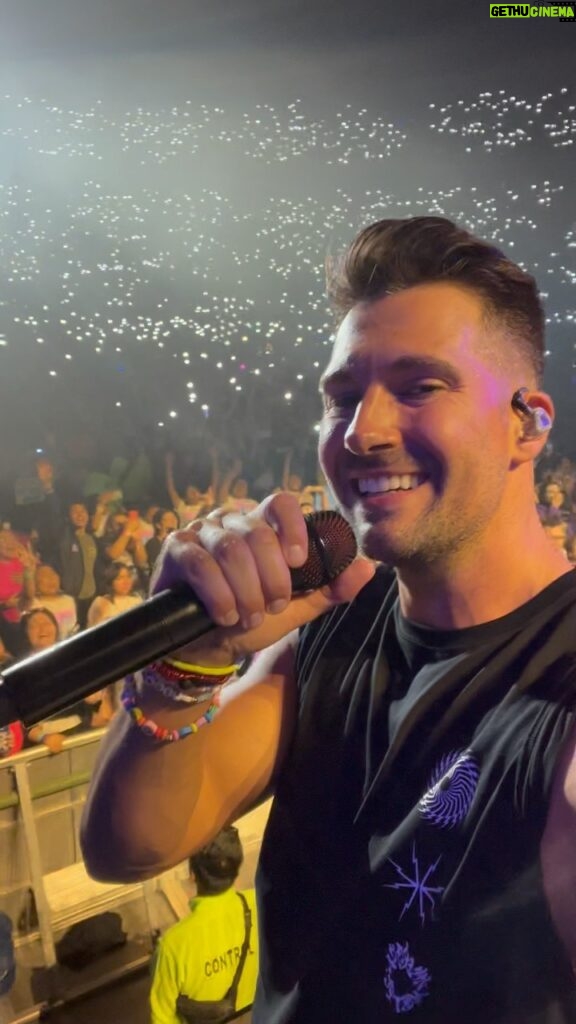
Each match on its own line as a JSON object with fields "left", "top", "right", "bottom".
{"left": 57, "top": 501, "right": 100, "bottom": 629}
{"left": 87, "top": 562, "right": 143, "bottom": 628}
{"left": 101, "top": 511, "right": 149, "bottom": 590}
{"left": 20, "top": 608, "right": 111, "bottom": 745}
{"left": 29, "top": 456, "right": 64, "bottom": 566}
{"left": 150, "top": 826, "right": 258, "bottom": 1024}
{"left": 84, "top": 216, "right": 576, "bottom": 1023}
{"left": 146, "top": 508, "right": 179, "bottom": 573}
{"left": 18, "top": 608, "right": 69, "bottom": 753}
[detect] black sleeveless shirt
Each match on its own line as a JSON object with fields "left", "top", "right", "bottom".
{"left": 253, "top": 568, "right": 576, "bottom": 1024}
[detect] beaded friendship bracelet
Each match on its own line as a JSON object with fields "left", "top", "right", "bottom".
{"left": 121, "top": 674, "right": 222, "bottom": 743}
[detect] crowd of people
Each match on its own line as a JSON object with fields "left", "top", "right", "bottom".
{"left": 0, "top": 445, "right": 329, "bottom": 757}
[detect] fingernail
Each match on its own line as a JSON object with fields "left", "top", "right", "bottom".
{"left": 222, "top": 610, "right": 240, "bottom": 627}
{"left": 268, "top": 598, "right": 288, "bottom": 614}
{"left": 288, "top": 545, "right": 305, "bottom": 564}
{"left": 247, "top": 612, "right": 264, "bottom": 629}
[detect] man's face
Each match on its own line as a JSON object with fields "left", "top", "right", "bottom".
{"left": 319, "top": 282, "right": 520, "bottom": 568}
{"left": 69, "top": 504, "right": 89, "bottom": 529}
{"left": 36, "top": 459, "right": 54, "bottom": 484}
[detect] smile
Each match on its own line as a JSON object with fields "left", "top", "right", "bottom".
{"left": 357, "top": 473, "right": 426, "bottom": 495}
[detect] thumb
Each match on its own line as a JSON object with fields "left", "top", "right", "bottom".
{"left": 283, "top": 557, "right": 377, "bottom": 632}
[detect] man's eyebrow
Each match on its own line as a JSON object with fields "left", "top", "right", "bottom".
{"left": 386, "top": 356, "right": 462, "bottom": 381}
{"left": 318, "top": 368, "right": 354, "bottom": 393}
{"left": 319, "top": 356, "right": 461, "bottom": 393}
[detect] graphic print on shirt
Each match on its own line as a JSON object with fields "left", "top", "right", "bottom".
{"left": 384, "top": 843, "right": 444, "bottom": 926}
{"left": 419, "top": 748, "right": 480, "bottom": 829}
{"left": 384, "top": 940, "right": 431, "bottom": 1014}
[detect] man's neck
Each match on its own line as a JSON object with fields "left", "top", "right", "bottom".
{"left": 396, "top": 516, "right": 573, "bottom": 630}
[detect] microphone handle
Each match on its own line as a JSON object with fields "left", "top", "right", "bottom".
{"left": 0, "top": 585, "right": 214, "bottom": 728}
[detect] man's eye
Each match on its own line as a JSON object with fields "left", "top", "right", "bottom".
{"left": 400, "top": 383, "right": 444, "bottom": 399}
{"left": 323, "top": 394, "right": 359, "bottom": 412}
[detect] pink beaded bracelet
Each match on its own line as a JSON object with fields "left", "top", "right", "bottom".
{"left": 121, "top": 674, "right": 222, "bottom": 743}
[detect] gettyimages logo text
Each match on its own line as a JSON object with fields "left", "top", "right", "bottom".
{"left": 490, "top": 3, "right": 575, "bottom": 17}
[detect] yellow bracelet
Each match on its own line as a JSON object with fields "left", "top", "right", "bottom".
{"left": 163, "top": 657, "right": 241, "bottom": 676}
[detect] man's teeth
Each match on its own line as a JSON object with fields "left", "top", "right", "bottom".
{"left": 358, "top": 473, "right": 425, "bottom": 494}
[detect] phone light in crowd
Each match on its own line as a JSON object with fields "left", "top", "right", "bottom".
{"left": 284, "top": 392, "right": 292, "bottom": 401}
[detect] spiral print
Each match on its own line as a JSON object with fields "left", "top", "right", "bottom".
{"left": 419, "top": 749, "right": 479, "bottom": 829}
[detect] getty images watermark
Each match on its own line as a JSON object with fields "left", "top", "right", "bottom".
{"left": 490, "top": 3, "right": 575, "bottom": 16}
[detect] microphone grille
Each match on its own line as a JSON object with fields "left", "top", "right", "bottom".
{"left": 290, "top": 510, "right": 358, "bottom": 592}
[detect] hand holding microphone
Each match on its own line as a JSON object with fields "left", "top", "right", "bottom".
{"left": 150, "top": 494, "right": 374, "bottom": 668}
{"left": 0, "top": 496, "right": 375, "bottom": 727}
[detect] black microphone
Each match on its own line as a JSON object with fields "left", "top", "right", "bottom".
{"left": 0, "top": 511, "right": 357, "bottom": 728}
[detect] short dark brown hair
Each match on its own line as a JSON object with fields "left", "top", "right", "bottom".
{"left": 326, "top": 216, "right": 545, "bottom": 382}
{"left": 189, "top": 826, "right": 243, "bottom": 896}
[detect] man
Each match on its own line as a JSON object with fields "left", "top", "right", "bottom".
{"left": 82, "top": 217, "right": 576, "bottom": 1023}
{"left": 145, "top": 508, "right": 179, "bottom": 573}
{"left": 57, "top": 501, "right": 99, "bottom": 629}
{"left": 150, "top": 826, "right": 258, "bottom": 1024}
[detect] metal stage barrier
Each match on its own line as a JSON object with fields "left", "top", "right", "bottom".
{"left": 0, "top": 728, "right": 270, "bottom": 1022}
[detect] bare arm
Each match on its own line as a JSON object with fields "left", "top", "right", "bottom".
{"left": 81, "top": 493, "right": 375, "bottom": 883}
{"left": 105, "top": 524, "right": 135, "bottom": 562}
{"left": 216, "top": 457, "right": 242, "bottom": 506}
{"left": 164, "top": 453, "right": 182, "bottom": 509}
{"left": 81, "top": 634, "right": 297, "bottom": 881}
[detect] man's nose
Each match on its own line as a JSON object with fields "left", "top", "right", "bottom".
{"left": 344, "top": 385, "right": 401, "bottom": 456}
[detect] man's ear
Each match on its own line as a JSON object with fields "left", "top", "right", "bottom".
{"left": 510, "top": 388, "right": 554, "bottom": 463}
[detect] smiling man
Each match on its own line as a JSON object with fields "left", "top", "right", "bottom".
{"left": 82, "top": 218, "right": 576, "bottom": 1024}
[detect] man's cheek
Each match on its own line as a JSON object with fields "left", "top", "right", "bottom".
{"left": 318, "top": 420, "right": 345, "bottom": 477}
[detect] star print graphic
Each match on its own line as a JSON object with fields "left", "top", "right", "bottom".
{"left": 384, "top": 843, "right": 444, "bottom": 926}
